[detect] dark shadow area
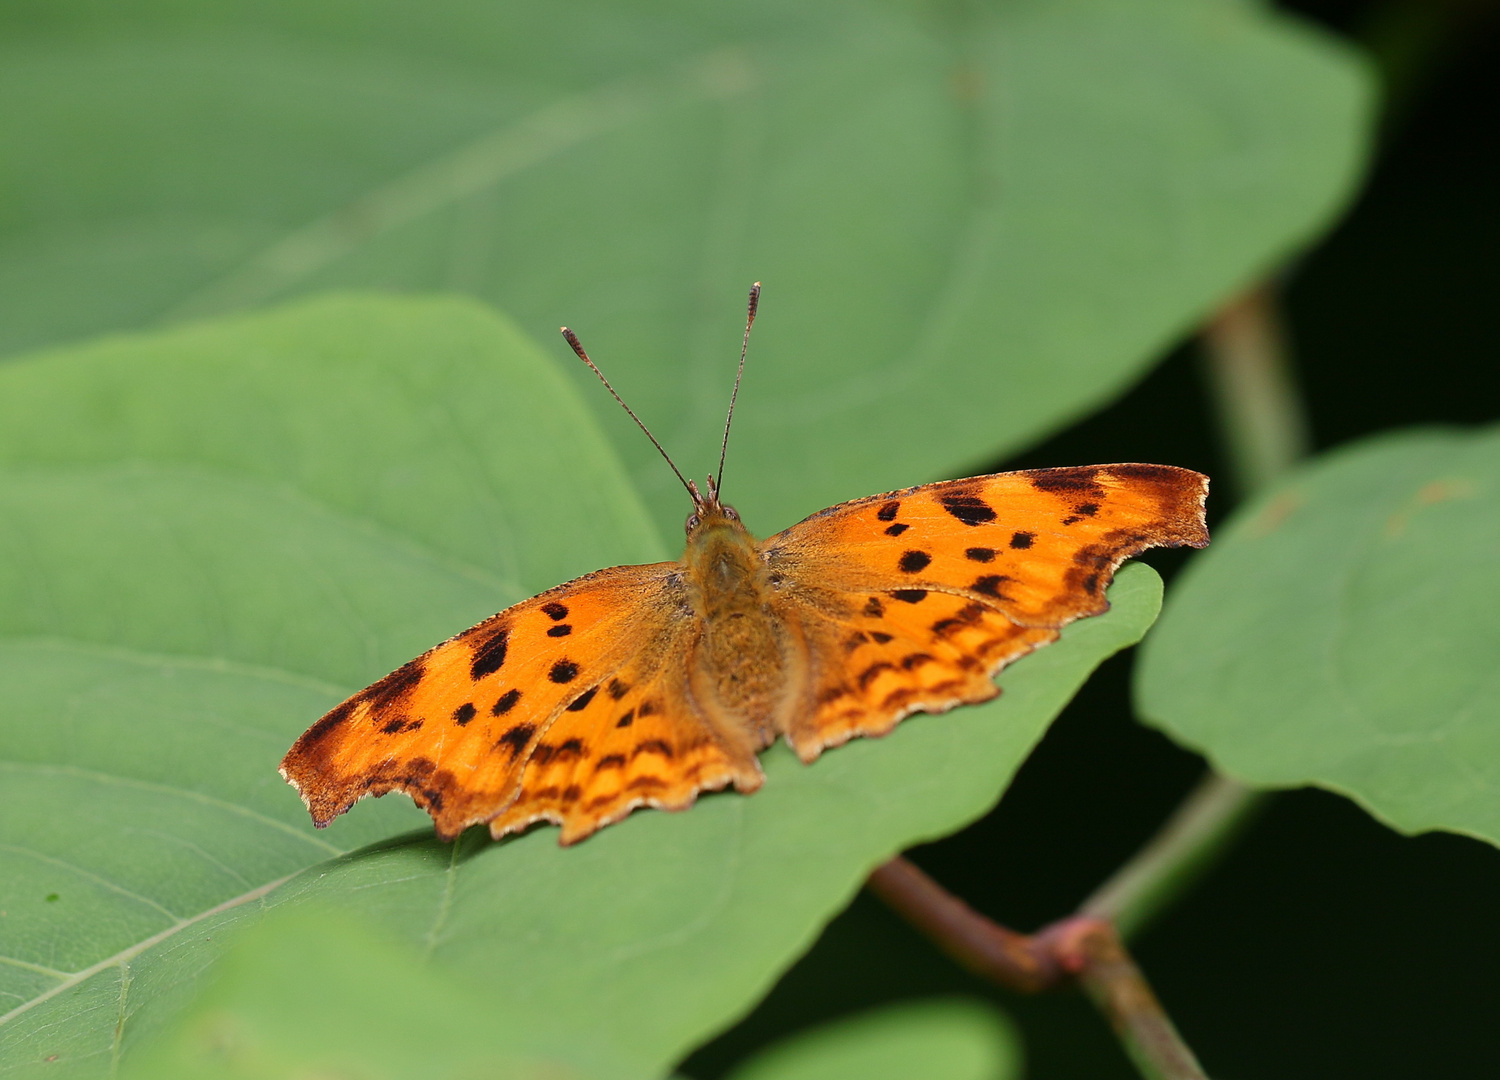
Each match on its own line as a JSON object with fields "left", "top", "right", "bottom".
{"left": 683, "top": 2, "right": 1500, "bottom": 1076}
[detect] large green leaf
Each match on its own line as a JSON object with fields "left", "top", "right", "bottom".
{"left": 128, "top": 923, "right": 1019, "bottom": 1080}
{"left": 1137, "top": 426, "right": 1500, "bottom": 847}
{"left": 0, "top": 296, "right": 1163, "bottom": 1078}
{"left": 0, "top": 0, "right": 1370, "bottom": 529}
{"left": 120, "top": 909, "right": 576, "bottom": 1080}
{"left": 724, "top": 999, "right": 1020, "bottom": 1080}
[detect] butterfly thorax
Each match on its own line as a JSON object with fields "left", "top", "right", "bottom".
{"left": 683, "top": 508, "right": 798, "bottom": 750}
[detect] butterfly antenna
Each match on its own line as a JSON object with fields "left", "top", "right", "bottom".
{"left": 560, "top": 326, "right": 696, "bottom": 502}
{"left": 714, "top": 281, "right": 760, "bottom": 496}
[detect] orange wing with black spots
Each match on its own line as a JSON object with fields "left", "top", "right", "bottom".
{"left": 281, "top": 461, "right": 1207, "bottom": 846}
{"left": 486, "top": 634, "right": 763, "bottom": 844}
{"left": 762, "top": 464, "right": 1208, "bottom": 758}
{"left": 281, "top": 561, "right": 757, "bottom": 844}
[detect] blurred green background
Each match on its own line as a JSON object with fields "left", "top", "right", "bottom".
{"left": 1, "top": 0, "right": 1496, "bottom": 1077}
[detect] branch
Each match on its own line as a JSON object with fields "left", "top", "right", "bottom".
{"left": 867, "top": 858, "right": 1208, "bottom": 1080}
{"left": 865, "top": 856, "right": 1061, "bottom": 993}
{"left": 868, "top": 281, "right": 1318, "bottom": 1079}
{"left": 1198, "top": 282, "right": 1311, "bottom": 498}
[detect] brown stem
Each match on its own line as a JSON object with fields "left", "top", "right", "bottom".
{"left": 866, "top": 857, "right": 1061, "bottom": 993}
{"left": 1042, "top": 916, "right": 1209, "bottom": 1080}
{"left": 868, "top": 857, "right": 1208, "bottom": 1080}
{"left": 871, "top": 280, "right": 1323, "bottom": 1077}
{"left": 1199, "top": 282, "right": 1311, "bottom": 498}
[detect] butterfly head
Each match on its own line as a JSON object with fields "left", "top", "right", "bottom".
{"left": 684, "top": 473, "right": 742, "bottom": 536}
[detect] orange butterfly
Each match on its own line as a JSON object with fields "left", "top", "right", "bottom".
{"left": 281, "top": 286, "right": 1208, "bottom": 845}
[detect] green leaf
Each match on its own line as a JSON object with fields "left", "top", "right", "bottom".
{"left": 0, "top": 0, "right": 1372, "bottom": 529}
{"left": 723, "top": 999, "right": 1020, "bottom": 1080}
{"left": 0, "top": 296, "right": 1164, "bottom": 1078}
{"left": 1137, "top": 425, "right": 1500, "bottom": 848}
{"left": 120, "top": 908, "right": 581, "bottom": 1080}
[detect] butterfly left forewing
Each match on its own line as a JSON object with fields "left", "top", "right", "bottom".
{"left": 762, "top": 464, "right": 1207, "bottom": 758}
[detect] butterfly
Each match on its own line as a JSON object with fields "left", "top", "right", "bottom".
{"left": 281, "top": 285, "right": 1209, "bottom": 845}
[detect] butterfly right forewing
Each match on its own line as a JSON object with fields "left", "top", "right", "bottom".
{"left": 281, "top": 561, "right": 691, "bottom": 840}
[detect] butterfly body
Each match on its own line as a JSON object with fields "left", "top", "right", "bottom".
{"left": 685, "top": 507, "right": 796, "bottom": 754}
{"left": 282, "top": 463, "right": 1209, "bottom": 845}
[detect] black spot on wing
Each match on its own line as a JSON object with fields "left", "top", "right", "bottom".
{"left": 638, "top": 699, "right": 659, "bottom": 717}
{"left": 965, "top": 547, "right": 996, "bottom": 562}
{"left": 495, "top": 724, "right": 535, "bottom": 759}
{"left": 549, "top": 659, "right": 579, "bottom": 683}
{"left": 557, "top": 738, "right": 586, "bottom": 759}
{"left": 1029, "top": 467, "right": 1102, "bottom": 494}
{"left": 864, "top": 597, "right": 885, "bottom": 618}
{"left": 607, "top": 678, "right": 630, "bottom": 700}
{"left": 898, "top": 550, "right": 932, "bottom": 573}
{"left": 368, "top": 660, "right": 425, "bottom": 710}
{"left": 930, "top": 604, "right": 984, "bottom": 637}
{"left": 492, "top": 688, "right": 521, "bottom": 716}
{"left": 891, "top": 589, "right": 928, "bottom": 604}
{"left": 870, "top": 631, "right": 894, "bottom": 644}
{"left": 1106, "top": 463, "right": 1179, "bottom": 483}
{"left": 542, "top": 602, "right": 569, "bottom": 620}
{"left": 452, "top": 702, "right": 477, "bottom": 726}
{"left": 972, "top": 574, "right": 1012, "bottom": 599}
{"left": 858, "top": 662, "right": 895, "bottom": 690}
{"left": 885, "top": 522, "right": 910, "bottom": 537}
{"left": 547, "top": 624, "right": 572, "bottom": 637}
{"left": 301, "top": 699, "right": 356, "bottom": 747}
{"left": 566, "top": 686, "right": 598, "bottom": 712}
{"left": 616, "top": 708, "right": 635, "bottom": 729}
{"left": 633, "top": 739, "right": 674, "bottom": 759}
{"left": 939, "top": 492, "right": 996, "bottom": 526}
{"left": 877, "top": 501, "right": 901, "bottom": 521}
{"left": 1010, "top": 531, "right": 1034, "bottom": 549}
{"left": 469, "top": 629, "right": 509, "bottom": 680}
{"left": 596, "top": 754, "right": 626, "bottom": 771}
{"left": 1076, "top": 503, "right": 1099, "bottom": 516}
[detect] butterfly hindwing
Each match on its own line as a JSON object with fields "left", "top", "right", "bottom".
{"left": 775, "top": 582, "right": 1059, "bottom": 759}
{"left": 485, "top": 628, "right": 764, "bottom": 844}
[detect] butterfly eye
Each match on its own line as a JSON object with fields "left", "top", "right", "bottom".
{"left": 685, "top": 512, "right": 700, "bottom": 534}
{"left": 722, "top": 505, "right": 740, "bottom": 521}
